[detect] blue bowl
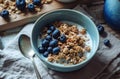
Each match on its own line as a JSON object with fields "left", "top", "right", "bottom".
{"left": 31, "top": 9, "right": 99, "bottom": 72}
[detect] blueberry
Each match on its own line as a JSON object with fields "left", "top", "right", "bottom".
{"left": 43, "top": 51, "right": 49, "bottom": 57}
{"left": 49, "top": 26, "right": 56, "bottom": 32}
{"left": 47, "top": 47, "right": 52, "bottom": 53}
{"left": 46, "top": 35, "right": 52, "bottom": 41}
{"left": 16, "top": 0, "right": 26, "bottom": 10}
{"left": 42, "top": 39, "right": 49, "bottom": 47}
{"left": 97, "top": 24, "right": 104, "bottom": 34}
{"left": 27, "top": 3, "right": 35, "bottom": 11}
{"left": 38, "top": 47, "right": 45, "bottom": 53}
{"left": 41, "top": 38, "right": 44, "bottom": 41}
{"left": 33, "top": 0, "right": 41, "bottom": 5}
{"left": 104, "top": 39, "right": 110, "bottom": 46}
{"left": 52, "top": 29, "right": 60, "bottom": 39}
{"left": 59, "top": 34, "right": 66, "bottom": 43}
{"left": 0, "top": 10, "right": 9, "bottom": 18}
{"left": 52, "top": 47, "right": 60, "bottom": 55}
{"left": 49, "top": 39, "right": 58, "bottom": 47}
{"left": 47, "top": 30, "right": 52, "bottom": 35}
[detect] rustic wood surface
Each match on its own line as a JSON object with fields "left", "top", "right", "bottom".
{"left": 0, "top": 1, "right": 120, "bottom": 79}
{"left": 0, "top": 0, "right": 104, "bottom": 32}
{"left": 0, "top": 0, "right": 79, "bottom": 32}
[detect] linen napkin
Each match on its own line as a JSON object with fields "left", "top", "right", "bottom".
{"left": 0, "top": 5, "right": 120, "bottom": 79}
{"left": 0, "top": 36, "right": 3, "bottom": 49}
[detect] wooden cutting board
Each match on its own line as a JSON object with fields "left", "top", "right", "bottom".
{"left": 0, "top": 0, "right": 78, "bottom": 32}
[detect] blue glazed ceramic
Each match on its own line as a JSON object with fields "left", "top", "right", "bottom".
{"left": 104, "top": 0, "right": 120, "bottom": 30}
{"left": 31, "top": 9, "right": 99, "bottom": 72}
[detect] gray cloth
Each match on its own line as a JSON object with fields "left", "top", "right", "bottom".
{"left": 0, "top": 6, "right": 120, "bottom": 79}
{"left": 0, "top": 37, "right": 3, "bottom": 49}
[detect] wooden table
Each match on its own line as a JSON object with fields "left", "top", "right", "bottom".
{"left": 0, "top": 0, "right": 78, "bottom": 32}
{"left": 0, "top": 1, "right": 119, "bottom": 78}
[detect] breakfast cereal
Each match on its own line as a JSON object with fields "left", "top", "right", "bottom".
{"left": 38, "top": 21, "right": 92, "bottom": 65}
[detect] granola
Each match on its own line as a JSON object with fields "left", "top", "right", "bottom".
{"left": 0, "top": 0, "right": 53, "bottom": 15}
{"left": 40, "top": 21, "right": 91, "bottom": 65}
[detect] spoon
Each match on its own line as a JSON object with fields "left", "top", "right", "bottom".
{"left": 18, "top": 34, "right": 41, "bottom": 79}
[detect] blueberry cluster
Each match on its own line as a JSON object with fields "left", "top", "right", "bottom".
{"left": 16, "top": 0, "right": 41, "bottom": 11}
{"left": 39, "top": 26, "right": 66, "bottom": 57}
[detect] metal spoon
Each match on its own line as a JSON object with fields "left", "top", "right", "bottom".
{"left": 18, "top": 34, "right": 41, "bottom": 79}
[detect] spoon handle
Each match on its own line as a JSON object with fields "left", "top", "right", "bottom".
{"left": 31, "top": 57, "right": 42, "bottom": 79}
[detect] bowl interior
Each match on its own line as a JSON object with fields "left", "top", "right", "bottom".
{"left": 31, "top": 9, "right": 99, "bottom": 68}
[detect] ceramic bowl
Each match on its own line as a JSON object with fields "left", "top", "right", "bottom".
{"left": 31, "top": 9, "right": 99, "bottom": 72}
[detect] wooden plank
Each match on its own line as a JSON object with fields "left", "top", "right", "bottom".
{"left": 0, "top": 0, "right": 78, "bottom": 32}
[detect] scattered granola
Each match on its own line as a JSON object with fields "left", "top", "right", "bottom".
{"left": 0, "top": 0, "right": 53, "bottom": 17}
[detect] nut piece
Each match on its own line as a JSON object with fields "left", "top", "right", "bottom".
{"left": 85, "top": 46, "right": 91, "bottom": 52}
{"left": 42, "top": 0, "right": 52, "bottom": 4}
{"left": 80, "top": 28, "right": 86, "bottom": 34}
{"left": 0, "top": 0, "right": 3, "bottom": 3}
{"left": 46, "top": 0, "right": 52, "bottom": 3}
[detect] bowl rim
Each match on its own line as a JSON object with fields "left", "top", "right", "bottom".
{"left": 31, "top": 9, "right": 100, "bottom": 68}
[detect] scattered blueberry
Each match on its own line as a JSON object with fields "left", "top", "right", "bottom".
{"left": 43, "top": 51, "right": 49, "bottom": 57}
{"left": 49, "top": 39, "right": 58, "bottom": 47}
{"left": 52, "top": 29, "right": 60, "bottom": 39}
{"left": 42, "top": 39, "right": 49, "bottom": 47}
{"left": 47, "top": 47, "right": 53, "bottom": 53}
{"left": 33, "top": 0, "right": 41, "bottom": 5}
{"left": 97, "top": 24, "right": 104, "bottom": 34}
{"left": 104, "top": 39, "right": 110, "bottom": 46}
{"left": 38, "top": 47, "right": 45, "bottom": 53}
{"left": 0, "top": 10, "right": 9, "bottom": 18}
{"left": 52, "top": 47, "right": 60, "bottom": 55}
{"left": 59, "top": 34, "right": 66, "bottom": 43}
{"left": 47, "top": 30, "right": 52, "bottom": 35}
{"left": 27, "top": 3, "right": 35, "bottom": 11}
{"left": 16, "top": 0, "right": 26, "bottom": 10}
{"left": 49, "top": 26, "right": 56, "bottom": 32}
{"left": 46, "top": 35, "right": 52, "bottom": 41}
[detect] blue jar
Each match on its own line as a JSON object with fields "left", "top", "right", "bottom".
{"left": 104, "top": 0, "right": 120, "bottom": 30}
